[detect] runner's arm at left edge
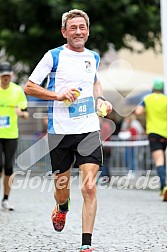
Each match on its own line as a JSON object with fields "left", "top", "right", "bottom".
{"left": 15, "top": 107, "right": 29, "bottom": 119}
{"left": 24, "top": 80, "right": 79, "bottom": 104}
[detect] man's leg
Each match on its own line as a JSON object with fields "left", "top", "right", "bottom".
{"left": 51, "top": 169, "right": 71, "bottom": 232}
{"left": 54, "top": 169, "right": 71, "bottom": 205}
{"left": 0, "top": 172, "right": 2, "bottom": 190}
{"left": 4, "top": 175, "right": 13, "bottom": 196}
{"left": 2, "top": 139, "right": 17, "bottom": 210}
{"left": 80, "top": 163, "right": 99, "bottom": 247}
{"left": 0, "top": 140, "right": 3, "bottom": 183}
{"left": 152, "top": 149, "right": 166, "bottom": 191}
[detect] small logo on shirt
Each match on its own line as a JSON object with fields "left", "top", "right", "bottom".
{"left": 85, "top": 61, "right": 92, "bottom": 73}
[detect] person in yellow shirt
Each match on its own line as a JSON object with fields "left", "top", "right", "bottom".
{"left": 0, "top": 61, "right": 29, "bottom": 210}
{"left": 135, "top": 78, "right": 167, "bottom": 201}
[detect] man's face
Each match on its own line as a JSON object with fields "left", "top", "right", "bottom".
{"left": 61, "top": 17, "right": 89, "bottom": 52}
{"left": 0, "top": 74, "right": 12, "bottom": 86}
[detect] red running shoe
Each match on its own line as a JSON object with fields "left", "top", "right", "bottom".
{"left": 51, "top": 199, "right": 70, "bottom": 232}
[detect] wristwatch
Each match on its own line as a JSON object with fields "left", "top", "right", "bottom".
{"left": 96, "top": 96, "right": 106, "bottom": 101}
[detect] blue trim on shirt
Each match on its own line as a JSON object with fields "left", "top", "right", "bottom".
{"left": 140, "top": 101, "right": 145, "bottom": 107}
{"left": 47, "top": 46, "right": 64, "bottom": 91}
{"left": 88, "top": 49, "right": 100, "bottom": 83}
{"left": 48, "top": 101, "right": 55, "bottom": 133}
{"left": 47, "top": 46, "right": 64, "bottom": 133}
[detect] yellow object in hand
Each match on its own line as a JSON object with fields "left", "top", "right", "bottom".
{"left": 97, "top": 102, "right": 108, "bottom": 117}
{"left": 63, "top": 88, "right": 82, "bottom": 106}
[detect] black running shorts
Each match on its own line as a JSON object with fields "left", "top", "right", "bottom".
{"left": 148, "top": 133, "right": 167, "bottom": 152}
{"left": 48, "top": 131, "right": 103, "bottom": 174}
{"left": 0, "top": 138, "right": 18, "bottom": 176}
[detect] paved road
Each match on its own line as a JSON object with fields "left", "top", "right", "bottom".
{"left": 0, "top": 172, "right": 167, "bottom": 252}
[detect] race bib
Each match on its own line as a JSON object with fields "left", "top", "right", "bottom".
{"left": 0, "top": 116, "right": 10, "bottom": 128}
{"left": 68, "top": 96, "right": 94, "bottom": 118}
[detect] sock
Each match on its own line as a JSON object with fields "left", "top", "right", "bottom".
{"left": 59, "top": 198, "right": 69, "bottom": 212}
{"left": 3, "top": 195, "right": 8, "bottom": 201}
{"left": 82, "top": 233, "right": 92, "bottom": 246}
{"left": 157, "top": 165, "right": 166, "bottom": 190}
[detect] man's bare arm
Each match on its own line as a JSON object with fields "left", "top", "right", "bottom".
{"left": 24, "top": 80, "right": 79, "bottom": 103}
{"left": 93, "top": 79, "right": 112, "bottom": 115}
{"left": 93, "top": 79, "right": 104, "bottom": 99}
{"left": 135, "top": 105, "right": 145, "bottom": 115}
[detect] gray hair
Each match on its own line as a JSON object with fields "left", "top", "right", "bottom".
{"left": 62, "top": 9, "right": 90, "bottom": 29}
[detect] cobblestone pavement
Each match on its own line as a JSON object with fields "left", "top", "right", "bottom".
{"left": 0, "top": 173, "right": 167, "bottom": 252}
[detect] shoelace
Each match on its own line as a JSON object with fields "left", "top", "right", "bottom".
{"left": 52, "top": 209, "right": 66, "bottom": 227}
{"left": 55, "top": 212, "right": 66, "bottom": 224}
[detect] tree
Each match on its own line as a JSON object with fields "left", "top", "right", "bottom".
{"left": 0, "top": 0, "right": 161, "bottom": 78}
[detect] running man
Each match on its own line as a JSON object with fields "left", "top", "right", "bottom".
{"left": 0, "top": 61, "right": 29, "bottom": 210}
{"left": 24, "top": 9, "right": 112, "bottom": 251}
{"left": 135, "top": 78, "right": 167, "bottom": 201}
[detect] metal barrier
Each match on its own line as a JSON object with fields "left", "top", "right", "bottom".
{"left": 14, "top": 135, "right": 155, "bottom": 175}
{"left": 103, "top": 135, "right": 155, "bottom": 176}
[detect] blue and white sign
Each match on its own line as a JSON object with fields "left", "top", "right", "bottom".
{"left": 0, "top": 116, "right": 10, "bottom": 128}
{"left": 68, "top": 96, "right": 94, "bottom": 118}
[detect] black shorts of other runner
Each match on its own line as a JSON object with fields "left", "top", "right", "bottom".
{"left": 148, "top": 133, "right": 167, "bottom": 152}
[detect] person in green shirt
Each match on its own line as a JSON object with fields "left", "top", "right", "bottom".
{"left": 0, "top": 61, "right": 29, "bottom": 210}
{"left": 135, "top": 78, "right": 167, "bottom": 201}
